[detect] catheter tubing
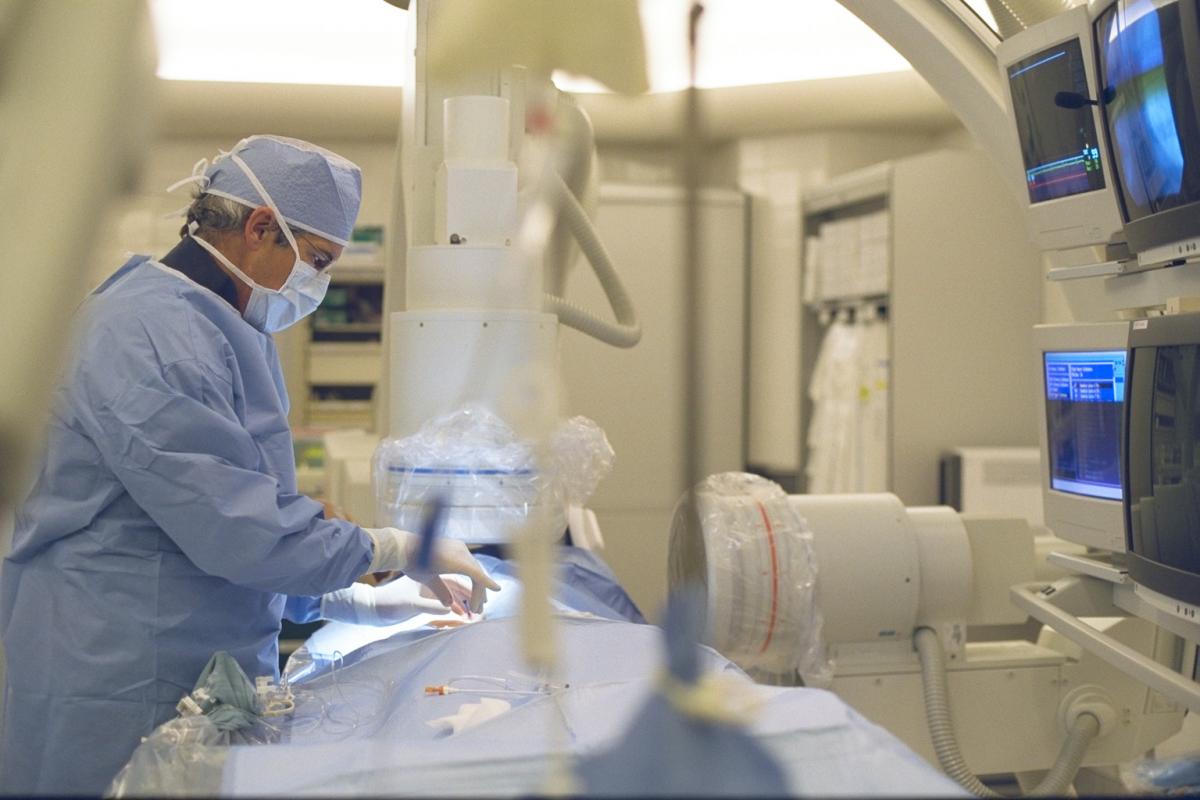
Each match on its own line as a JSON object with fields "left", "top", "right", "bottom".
{"left": 544, "top": 172, "right": 642, "bottom": 349}
{"left": 913, "top": 627, "right": 1101, "bottom": 797}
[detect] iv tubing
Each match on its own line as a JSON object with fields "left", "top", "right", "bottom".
{"left": 914, "top": 627, "right": 1100, "bottom": 797}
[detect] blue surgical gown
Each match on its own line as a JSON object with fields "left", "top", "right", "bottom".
{"left": 0, "top": 256, "right": 373, "bottom": 795}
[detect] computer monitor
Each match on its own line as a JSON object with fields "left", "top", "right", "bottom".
{"left": 998, "top": 6, "right": 1125, "bottom": 250}
{"left": 1094, "top": 0, "right": 1200, "bottom": 267}
{"left": 1125, "top": 312, "right": 1200, "bottom": 607}
{"left": 1035, "top": 322, "right": 1130, "bottom": 551}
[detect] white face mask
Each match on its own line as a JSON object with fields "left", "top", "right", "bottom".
{"left": 189, "top": 152, "right": 331, "bottom": 333}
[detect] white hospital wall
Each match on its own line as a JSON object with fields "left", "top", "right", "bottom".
{"left": 1039, "top": 247, "right": 1123, "bottom": 325}
{"left": 1042, "top": 270, "right": 1076, "bottom": 323}
{"left": 927, "top": 119, "right": 1106, "bottom": 329}
{"left": 558, "top": 184, "right": 748, "bottom": 618}
{"left": 935, "top": 122, "right": 1102, "bottom": 329}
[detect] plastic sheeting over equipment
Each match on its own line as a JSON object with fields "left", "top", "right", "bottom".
{"left": 374, "top": 406, "right": 614, "bottom": 544}
{"left": 806, "top": 307, "right": 890, "bottom": 494}
{"left": 108, "top": 652, "right": 277, "bottom": 797}
{"left": 667, "top": 473, "right": 830, "bottom": 683}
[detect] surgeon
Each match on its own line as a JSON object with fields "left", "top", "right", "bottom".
{"left": 0, "top": 135, "right": 500, "bottom": 796}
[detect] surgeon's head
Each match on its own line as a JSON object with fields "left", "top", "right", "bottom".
{"left": 177, "top": 135, "right": 363, "bottom": 333}
{"left": 185, "top": 195, "right": 343, "bottom": 287}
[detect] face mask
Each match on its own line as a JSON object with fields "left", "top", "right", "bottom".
{"left": 189, "top": 152, "right": 331, "bottom": 333}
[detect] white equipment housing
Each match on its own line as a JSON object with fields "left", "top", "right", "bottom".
{"left": 940, "top": 446, "right": 1044, "bottom": 524}
{"left": 383, "top": 1, "right": 636, "bottom": 550}
{"left": 789, "top": 494, "right": 1184, "bottom": 778}
{"left": 672, "top": 482, "right": 1185, "bottom": 779}
{"left": 386, "top": 89, "right": 561, "bottom": 543}
{"left": 793, "top": 495, "right": 969, "bottom": 662}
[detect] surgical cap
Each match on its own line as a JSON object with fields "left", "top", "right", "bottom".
{"left": 202, "top": 135, "right": 362, "bottom": 246}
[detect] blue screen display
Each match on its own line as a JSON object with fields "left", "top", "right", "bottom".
{"left": 1045, "top": 350, "right": 1126, "bottom": 499}
{"left": 1097, "top": 0, "right": 1199, "bottom": 221}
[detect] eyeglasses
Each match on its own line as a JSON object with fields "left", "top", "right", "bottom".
{"left": 295, "top": 234, "right": 335, "bottom": 271}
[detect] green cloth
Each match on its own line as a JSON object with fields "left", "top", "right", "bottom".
{"left": 192, "top": 652, "right": 262, "bottom": 732}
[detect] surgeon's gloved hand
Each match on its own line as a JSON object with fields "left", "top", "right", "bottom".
{"left": 364, "top": 527, "right": 500, "bottom": 614}
{"left": 320, "top": 578, "right": 457, "bottom": 626}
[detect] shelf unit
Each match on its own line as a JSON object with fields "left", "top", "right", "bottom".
{"left": 279, "top": 264, "right": 385, "bottom": 431}
{"left": 797, "top": 149, "right": 1043, "bottom": 505}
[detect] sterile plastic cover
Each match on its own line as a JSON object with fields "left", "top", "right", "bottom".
{"left": 374, "top": 405, "right": 614, "bottom": 544}
{"left": 107, "top": 652, "right": 277, "bottom": 798}
{"left": 668, "top": 472, "right": 830, "bottom": 684}
{"left": 107, "top": 715, "right": 274, "bottom": 797}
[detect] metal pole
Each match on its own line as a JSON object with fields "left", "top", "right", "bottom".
{"left": 682, "top": 2, "right": 706, "bottom": 498}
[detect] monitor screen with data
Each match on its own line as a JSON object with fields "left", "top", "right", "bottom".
{"left": 1008, "top": 38, "right": 1107, "bottom": 204}
{"left": 1044, "top": 349, "right": 1126, "bottom": 500}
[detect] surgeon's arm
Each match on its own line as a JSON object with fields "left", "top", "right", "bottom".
{"left": 283, "top": 594, "right": 322, "bottom": 624}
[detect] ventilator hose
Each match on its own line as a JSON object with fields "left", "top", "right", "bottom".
{"left": 1027, "top": 712, "right": 1101, "bottom": 797}
{"left": 914, "top": 627, "right": 998, "bottom": 797}
{"left": 913, "top": 627, "right": 1101, "bottom": 797}
{"left": 544, "top": 173, "right": 642, "bottom": 349}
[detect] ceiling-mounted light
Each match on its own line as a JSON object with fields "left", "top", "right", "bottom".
{"left": 152, "top": 0, "right": 914, "bottom": 93}
{"left": 150, "top": 0, "right": 408, "bottom": 86}
{"left": 556, "top": 0, "right": 912, "bottom": 94}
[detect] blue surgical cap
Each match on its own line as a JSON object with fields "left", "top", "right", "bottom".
{"left": 202, "top": 135, "right": 362, "bottom": 246}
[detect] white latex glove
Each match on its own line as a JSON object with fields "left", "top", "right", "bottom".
{"left": 321, "top": 578, "right": 455, "bottom": 626}
{"left": 364, "top": 527, "right": 500, "bottom": 614}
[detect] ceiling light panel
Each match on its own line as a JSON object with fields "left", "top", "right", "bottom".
{"left": 151, "top": 0, "right": 408, "bottom": 86}
{"left": 153, "top": 0, "right": 911, "bottom": 92}
{"left": 557, "top": 0, "right": 912, "bottom": 93}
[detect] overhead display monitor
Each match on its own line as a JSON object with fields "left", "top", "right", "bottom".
{"left": 1044, "top": 349, "right": 1126, "bottom": 500}
{"left": 1008, "top": 38, "right": 1107, "bottom": 204}
{"left": 1095, "top": 0, "right": 1200, "bottom": 260}
{"left": 1034, "top": 322, "right": 1129, "bottom": 553}
{"left": 997, "top": 7, "right": 1125, "bottom": 251}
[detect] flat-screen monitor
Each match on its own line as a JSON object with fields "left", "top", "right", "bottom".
{"left": 1125, "top": 313, "right": 1200, "bottom": 606}
{"left": 997, "top": 6, "right": 1125, "bottom": 250}
{"left": 1035, "top": 322, "right": 1130, "bottom": 551}
{"left": 1095, "top": 0, "right": 1200, "bottom": 263}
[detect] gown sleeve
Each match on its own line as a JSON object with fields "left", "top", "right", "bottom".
{"left": 283, "top": 594, "right": 323, "bottom": 624}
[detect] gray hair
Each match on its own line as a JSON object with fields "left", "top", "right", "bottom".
{"left": 180, "top": 191, "right": 289, "bottom": 245}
